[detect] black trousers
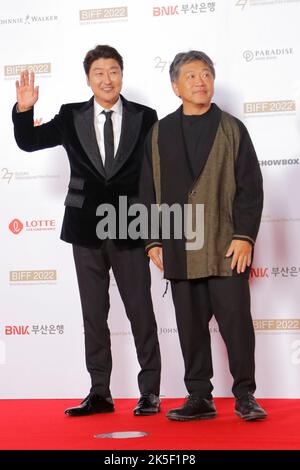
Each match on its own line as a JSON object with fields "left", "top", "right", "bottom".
{"left": 72, "top": 241, "right": 161, "bottom": 398}
{"left": 170, "top": 276, "right": 256, "bottom": 399}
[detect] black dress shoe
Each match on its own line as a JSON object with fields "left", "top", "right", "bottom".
{"left": 133, "top": 393, "right": 160, "bottom": 416}
{"left": 64, "top": 394, "right": 114, "bottom": 416}
{"left": 235, "top": 393, "right": 267, "bottom": 421}
{"left": 166, "top": 395, "right": 217, "bottom": 421}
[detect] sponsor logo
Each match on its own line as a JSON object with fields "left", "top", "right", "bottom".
{"left": 159, "top": 320, "right": 300, "bottom": 335}
{"left": 159, "top": 327, "right": 178, "bottom": 335}
{"left": 1, "top": 168, "right": 14, "bottom": 183}
{"left": 236, "top": 0, "right": 248, "bottom": 8}
{"left": 153, "top": 2, "right": 216, "bottom": 16}
{"left": 4, "top": 63, "right": 51, "bottom": 78}
{"left": 0, "top": 13, "right": 58, "bottom": 26}
{"left": 251, "top": 267, "right": 269, "bottom": 278}
{"left": 244, "top": 100, "right": 295, "bottom": 114}
{"left": 154, "top": 56, "right": 170, "bottom": 72}
{"left": 79, "top": 6, "right": 128, "bottom": 23}
{"left": 253, "top": 319, "right": 300, "bottom": 330}
{"left": 262, "top": 215, "right": 300, "bottom": 223}
{"left": 236, "top": 0, "right": 300, "bottom": 9}
{"left": 243, "top": 48, "right": 293, "bottom": 62}
{"left": 1, "top": 167, "right": 60, "bottom": 183}
{"left": 159, "top": 325, "right": 222, "bottom": 334}
{"left": 9, "top": 218, "right": 56, "bottom": 234}
{"left": 9, "top": 219, "right": 23, "bottom": 234}
{"left": 259, "top": 158, "right": 299, "bottom": 167}
{"left": 5, "top": 326, "right": 30, "bottom": 335}
{"left": 4, "top": 324, "right": 64, "bottom": 335}
{"left": 153, "top": 5, "right": 179, "bottom": 16}
{"left": 251, "top": 266, "right": 300, "bottom": 278}
{"left": 9, "top": 270, "right": 57, "bottom": 283}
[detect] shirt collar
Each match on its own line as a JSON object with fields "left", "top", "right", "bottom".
{"left": 94, "top": 96, "right": 122, "bottom": 118}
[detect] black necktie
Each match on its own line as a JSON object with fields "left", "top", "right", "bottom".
{"left": 103, "top": 110, "right": 114, "bottom": 176}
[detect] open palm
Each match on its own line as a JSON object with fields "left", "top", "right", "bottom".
{"left": 16, "top": 70, "right": 39, "bottom": 112}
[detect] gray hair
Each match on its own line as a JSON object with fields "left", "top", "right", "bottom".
{"left": 169, "top": 50, "right": 215, "bottom": 82}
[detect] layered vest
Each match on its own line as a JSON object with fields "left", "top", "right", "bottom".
{"left": 151, "top": 111, "right": 241, "bottom": 279}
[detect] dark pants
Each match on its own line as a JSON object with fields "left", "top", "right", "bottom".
{"left": 73, "top": 241, "right": 161, "bottom": 398}
{"left": 170, "top": 276, "right": 256, "bottom": 399}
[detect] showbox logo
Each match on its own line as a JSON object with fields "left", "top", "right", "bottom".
{"left": 259, "top": 157, "right": 299, "bottom": 167}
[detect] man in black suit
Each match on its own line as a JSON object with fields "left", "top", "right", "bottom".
{"left": 12, "top": 45, "right": 161, "bottom": 417}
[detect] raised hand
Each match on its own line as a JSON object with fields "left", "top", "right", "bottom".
{"left": 15, "top": 70, "right": 39, "bottom": 112}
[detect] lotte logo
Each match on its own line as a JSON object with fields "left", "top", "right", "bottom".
{"left": 9, "top": 219, "right": 24, "bottom": 234}
{"left": 9, "top": 218, "right": 56, "bottom": 233}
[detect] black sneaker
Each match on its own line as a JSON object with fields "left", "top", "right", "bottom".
{"left": 166, "top": 395, "right": 217, "bottom": 421}
{"left": 235, "top": 393, "right": 267, "bottom": 421}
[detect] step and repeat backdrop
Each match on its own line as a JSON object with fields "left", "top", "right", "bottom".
{"left": 1, "top": 0, "right": 300, "bottom": 398}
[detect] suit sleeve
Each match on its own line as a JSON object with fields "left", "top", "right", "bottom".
{"left": 150, "top": 109, "right": 158, "bottom": 128}
{"left": 233, "top": 122, "right": 263, "bottom": 244}
{"left": 139, "top": 127, "right": 162, "bottom": 253}
{"left": 12, "top": 103, "right": 64, "bottom": 152}
{"left": 143, "top": 108, "right": 158, "bottom": 135}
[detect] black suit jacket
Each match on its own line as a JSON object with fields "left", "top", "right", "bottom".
{"left": 12, "top": 95, "right": 158, "bottom": 247}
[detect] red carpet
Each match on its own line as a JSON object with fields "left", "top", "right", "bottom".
{"left": 0, "top": 398, "right": 299, "bottom": 450}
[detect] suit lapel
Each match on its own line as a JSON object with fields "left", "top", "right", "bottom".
{"left": 109, "top": 97, "right": 143, "bottom": 179}
{"left": 73, "top": 98, "right": 105, "bottom": 177}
